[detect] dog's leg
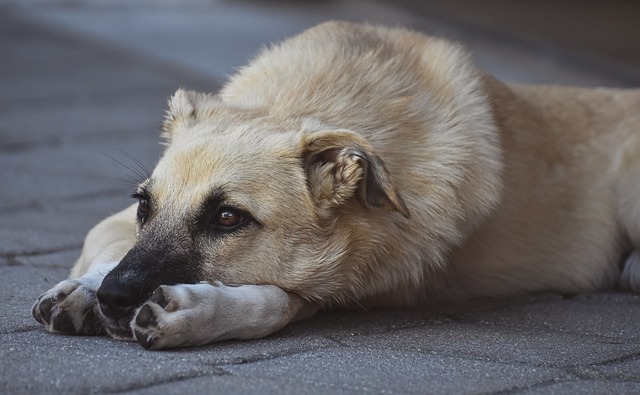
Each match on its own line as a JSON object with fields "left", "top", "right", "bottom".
{"left": 131, "top": 282, "right": 318, "bottom": 350}
{"left": 32, "top": 205, "right": 137, "bottom": 335}
{"left": 616, "top": 135, "right": 640, "bottom": 293}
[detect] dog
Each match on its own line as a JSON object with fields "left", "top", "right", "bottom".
{"left": 32, "top": 21, "right": 640, "bottom": 350}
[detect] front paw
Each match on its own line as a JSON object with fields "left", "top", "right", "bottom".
{"left": 32, "top": 279, "right": 104, "bottom": 335}
{"left": 131, "top": 283, "right": 217, "bottom": 350}
{"left": 131, "top": 285, "right": 185, "bottom": 350}
{"left": 131, "top": 282, "right": 293, "bottom": 350}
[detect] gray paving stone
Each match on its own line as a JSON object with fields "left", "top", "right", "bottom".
{"left": 0, "top": 328, "right": 335, "bottom": 394}
{"left": 0, "top": 193, "right": 131, "bottom": 256}
{"left": 0, "top": 135, "right": 160, "bottom": 209}
{"left": 0, "top": 92, "right": 168, "bottom": 148}
{"left": 119, "top": 374, "right": 358, "bottom": 395}
{"left": 517, "top": 380, "right": 640, "bottom": 395}
{"left": 221, "top": 348, "right": 564, "bottom": 394}
{"left": 337, "top": 322, "right": 640, "bottom": 367}
{"left": 0, "top": 265, "right": 69, "bottom": 333}
{"left": 444, "top": 293, "right": 640, "bottom": 339}
{"left": 575, "top": 356, "right": 640, "bottom": 381}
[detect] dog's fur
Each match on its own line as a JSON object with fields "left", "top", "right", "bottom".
{"left": 33, "top": 22, "right": 640, "bottom": 349}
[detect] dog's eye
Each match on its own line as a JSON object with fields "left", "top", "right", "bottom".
{"left": 137, "top": 199, "right": 149, "bottom": 221}
{"left": 132, "top": 193, "right": 150, "bottom": 223}
{"left": 213, "top": 207, "right": 247, "bottom": 231}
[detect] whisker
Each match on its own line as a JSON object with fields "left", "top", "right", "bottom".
{"left": 111, "top": 148, "right": 152, "bottom": 180}
{"left": 100, "top": 148, "right": 150, "bottom": 185}
{"left": 113, "top": 177, "right": 143, "bottom": 188}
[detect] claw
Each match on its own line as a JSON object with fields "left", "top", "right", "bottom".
{"left": 37, "top": 298, "right": 54, "bottom": 325}
{"left": 134, "top": 329, "right": 157, "bottom": 350}
{"left": 149, "top": 287, "right": 167, "bottom": 308}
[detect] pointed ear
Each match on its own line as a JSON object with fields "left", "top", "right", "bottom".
{"left": 302, "top": 129, "right": 410, "bottom": 218}
{"left": 162, "top": 89, "right": 218, "bottom": 143}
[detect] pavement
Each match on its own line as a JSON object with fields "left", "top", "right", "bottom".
{"left": 1, "top": 1, "right": 639, "bottom": 394}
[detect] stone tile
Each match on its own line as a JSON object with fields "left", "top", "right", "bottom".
{"left": 0, "top": 329, "right": 335, "bottom": 394}
{"left": 576, "top": 356, "right": 640, "bottom": 381}
{"left": 0, "top": 192, "right": 131, "bottom": 256}
{"left": 118, "top": 374, "right": 357, "bottom": 395}
{"left": 221, "top": 348, "right": 563, "bottom": 394}
{"left": 517, "top": 380, "right": 640, "bottom": 395}
{"left": 0, "top": 332, "right": 221, "bottom": 394}
{"left": 0, "top": 133, "right": 160, "bottom": 209}
{"left": 282, "top": 308, "right": 454, "bottom": 339}
{"left": 336, "top": 322, "right": 640, "bottom": 367}
{"left": 444, "top": 293, "right": 640, "bottom": 339}
{"left": 0, "top": 91, "right": 169, "bottom": 148}
{"left": 0, "top": 265, "right": 69, "bottom": 333}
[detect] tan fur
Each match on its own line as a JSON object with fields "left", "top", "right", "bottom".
{"left": 35, "top": 22, "right": 640, "bottom": 348}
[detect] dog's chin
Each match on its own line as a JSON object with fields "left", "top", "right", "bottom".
{"left": 98, "top": 311, "right": 136, "bottom": 341}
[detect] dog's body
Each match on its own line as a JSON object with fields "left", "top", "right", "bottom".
{"left": 33, "top": 22, "right": 640, "bottom": 349}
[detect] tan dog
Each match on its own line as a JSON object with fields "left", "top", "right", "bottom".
{"left": 32, "top": 22, "right": 640, "bottom": 349}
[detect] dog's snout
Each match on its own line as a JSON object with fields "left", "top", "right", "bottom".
{"left": 96, "top": 278, "right": 140, "bottom": 320}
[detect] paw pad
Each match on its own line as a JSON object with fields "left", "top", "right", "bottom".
{"left": 135, "top": 304, "right": 158, "bottom": 327}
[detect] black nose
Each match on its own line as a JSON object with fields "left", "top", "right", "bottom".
{"left": 96, "top": 278, "right": 141, "bottom": 320}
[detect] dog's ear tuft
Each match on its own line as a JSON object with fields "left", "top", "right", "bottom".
{"left": 162, "top": 89, "right": 215, "bottom": 143}
{"left": 303, "top": 130, "right": 410, "bottom": 218}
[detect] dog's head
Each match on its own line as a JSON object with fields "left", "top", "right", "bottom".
{"left": 96, "top": 89, "right": 410, "bottom": 334}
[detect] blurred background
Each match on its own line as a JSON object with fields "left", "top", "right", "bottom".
{"left": 398, "top": 0, "right": 640, "bottom": 80}
{"left": 4, "top": 0, "right": 640, "bottom": 87}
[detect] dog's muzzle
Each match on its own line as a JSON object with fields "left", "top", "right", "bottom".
{"left": 96, "top": 277, "right": 141, "bottom": 321}
{"left": 96, "top": 240, "right": 202, "bottom": 324}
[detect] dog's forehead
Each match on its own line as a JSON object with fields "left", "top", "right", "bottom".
{"left": 149, "top": 130, "right": 306, "bottom": 210}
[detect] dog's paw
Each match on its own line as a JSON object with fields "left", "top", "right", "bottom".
{"left": 131, "top": 282, "right": 296, "bottom": 350}
{"left": 32, "top": 279, "right": 104, "bottom": 335}
{"left": 131, "top": 284, "right": 210, "bottom": 350}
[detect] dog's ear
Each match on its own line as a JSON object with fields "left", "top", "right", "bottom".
{"left": 162, "top": 89, "right": 217, "bottom": 143}
{"left": 302, "top": 129, "right": 410, "bottom": 218}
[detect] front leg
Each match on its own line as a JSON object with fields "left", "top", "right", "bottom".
{"left": 32, "top": 263, "right": 117, "bottom": 335}
{"left": 131, "top": 282, "right": 318, "bottom": 350}
{"left": 32, "top": 205, "right": 137, "bottom": 337}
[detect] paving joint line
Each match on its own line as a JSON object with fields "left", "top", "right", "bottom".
{"left": 0, "top": 244, "right": 83, "bottom": 264}
{"left": 205, "top": 342, "right": 337, "bottom": 368}
{"left": 97, "top": 365, "right": 230, "bottom": 394}
{"left": 0, "top": 326, "right": 41, "bottom": 335}
{"left": 482, "top": 375, "right": 578, "bottom": 395}
{"left": 589, "top": 351, "right": 640, "bottom": 368}
{"left": 0, "top": 188, "right": 129, "bottom": 214}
